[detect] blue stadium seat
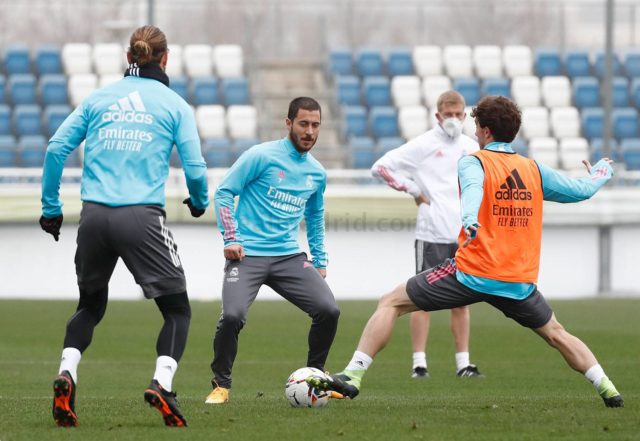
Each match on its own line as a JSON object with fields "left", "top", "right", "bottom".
{"left": 590, "top": 138, "right": 619, "bottom": 162}
{"left": 191, "top": 76, "right": 219, "bottom": 105}
{"left": 631, "top": 78, "right": 640, "bottom": 108}
{"left": 369, "top": 106, "right": 398, "bottom": 138}
{"left": 535, "top": 48, "right": 562, "bottom": 77}
{"left": 17, "top": 135, "right": 46, "bottom": 167}
{"left": 44, "top": 105, "right": 71, "bottom": 137}
{"left": 0, "top": 75, "right": 5, "bottom": 104}
{"left": 202, "top": 137, "right": 232, "bottom": 167}
{"left": 221, "top": 77, "right": 250, "bottom": 105}
{"left": 233, "top": 138, "right": 260, "bottom": 161}
{"left": 343, "top": 106, "right": 368, "bottom": 137}
{"left": 39, "top": 75, "right": 68, "bottom": 106}
{"left": 329, "top": 49, "right": 353, "bottom": 76}
{"left": 376, "top": 136, "right": 403, "bottom": 158}
{"left": 612, "top": 77, "right": 629, "bottom": 107}
{"left": 387, "top": 48, "right": 413, "bottom": 76}
{"left": 336, "top": 75, "right": 360, "bottom": 106}
{"left": 169, "top": 76, "right": 189, "bottom": 101}
{"left": 482, "top": 78, "right": 510, "bottom": 98}
{"left": 349, "top": 136, "right": 375, "bottom": 168}
{"left": 362, "top": 76, "right": 391, "bottom": 107}
{"left": 620, "top": 138, "right": 640, "bottom": 170}
{"left": 13, "top": 104, "right": 42, "bottom": 136}
{"left": 572, "top": 77, "right": 600, "bottom": 108}
{"left": 9, "top": 74, "right": 37, "bottom": 105}
{"left": 612, "top": 107, "right": 639, "bottom": 139}
{"left": 0, "top": 135, "right": 17, "bottom": 167}
{"left": 3, "top": 46, "right": 30, "bottom": 75}
{"left": 624, "top": 50, "right": 640, "bottom": 78}
{"left": 454, "top": 78, "right": 480, "bottom": 106}
{"left": 581, "top": 107, "right": 604, "bottom": 140}
{"left": 0, "top": 105, "right": 10, "bottom": 135}
{"left": 511, "top": 137, "right": 528, "bottom": 156}
{"left": 594, "top": 51, "right": 621, "bottom": 79}
{"left": 356, "top": 48, "right": 383, "bottom": 77}
{"left": 35, "top": 46, "right": 62, "bottom": 75}
{"left": 564, "top": 50, "right": 591, "bottom": 78}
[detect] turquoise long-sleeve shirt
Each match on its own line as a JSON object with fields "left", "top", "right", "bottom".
{"left": 456, "top": 142, "right": 613, "bottom": 299}
{"left": 215, "top": 137, "right": 328, "bottom": 268}
{"left": 41, "top": 76, "right": 209, "bottom": 217}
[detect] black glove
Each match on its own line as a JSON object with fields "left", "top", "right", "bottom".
{"left": 183, "top": 198, "right": 206, "bottom": 218}
{"left": 39, "top": 214, "right": 64, "bottom": 241}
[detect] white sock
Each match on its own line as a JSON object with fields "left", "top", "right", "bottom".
{"left": 455, "top": 352, "right": 470, "bottom": 372}
{"left": 345, "top": 350, "right": 373, "bottom": 371}
{"left": 412, "top": 352, "right": 427, "bottom": 369}
{"left": 59, "top": 347, "right": 81, "bottom": 384}
{"left": 585, "top": 364, "right": 607, "bottom": 388}
{"left": 153, "top": 356, "right": 178, "bottom": 391}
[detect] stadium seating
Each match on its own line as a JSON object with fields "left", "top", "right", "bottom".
{"left": 13, "top": 105, "right": 42, "bottom": 136}
{"left": 68, "top": 74, "right": 97, "bottom": 107}
{"left": 369, "top": 106, "right": 399, "bottom": 138}
{"left": 349, "top": 136, "right": 375, "bottom": 168}
{"left": 356, "top": 48, "right": 384, "bottom": 77}
{"left": 453, "top": 78, "right": 480, "bottom": 106}
{"left": 0, "top": 135, "right": 17, "bottom": 167}
{"left": 62, "top": 43, "right": 93, "bottom": 75}
{"left": 482, "top": 78, "right": 510, "bottom": 98}
{"left": 191, "top": 76, "right": 219, "bottom": 105}
{"left": 443, "top": 45, "right": 473, "bottom": 78}
{"left": 35, "top": 46, "right": 62, "bottom": 75}
{"left": 336, "top": 76, "right": 361, "bottom": 106}
{"left": 594, "top": 51, "right": 621, "bottom": 78}
{"left": 93, "top": 43, "right": 124, "bottom": 75}
{"left": 564, "top": 50, "right": 591, "bottom": 78}
{"left": 169, "top": 76, "right": 189, "bottom": 101}
{"left": 591, "top": 138, "right": 619, "bottom": 162}
{"left": 473, "top": 45, "right": 502, "bottom": 79}
{"left": 572, "top": 77, "right": 600, "bottom": 108}
{"left": 342, "top": 106, "right": 368, "bottom": 137}
{"left": 413, "top": 45, "right": 442, "bottom": 77}
{"left": 623, "top": 49, "right": 640, "bottom": 78}
{"left": 195, "top": 105, "right": 226, "bottom": 139}
{"left": 3, "top": 46, "right": 31, "bottom": 75}
{"left": 9, "top": 74, "right": 37, "bottom": 105}
{"left": 39, "top": 75, "right": 68, "bottom": 106}
{"left": 376, "top": 136, "right": 404, "bottom": 158}
{"left": 550, "top": 107, "right": 580, "bottom": 139}
{"left": 541, "top": 76, "right": 571, "bottom": 108}
{"left": 44, "top": 105, "right": 71, "bottom": 137}
{"left": 391, "top": 75, "right": 421, "bottom": 107}
{"left": 0, "top": 105, "right": 11, "bottom": 135}
{"left": 521, "top": 106, "right": 549, "bottom": 138}
{"left": 511, "top": 76, "right": 541, "bottom": 107}
{"left": 559, "top": 137, "right": 589, "bottom": 170}
{"left": 221, "top": 77, "right": 250, "bottom": 105}
{"left": 581, "top": 108, "right": 604, "bottom": 140}
{"left": 631, "top": 78, "right": 640, "bottom": 108}
{"left": 329, "top": 49, "right": 353, "bottom": 76}
{"left": 226, "top": 105, "right": 257, "bottom": 139}
{"left": 213, "top": 45, "right": 244, "bottom": 78}
{"left": 620, "top": 138, "right": 640, "bottom": 170}
{"left": 165, "top": 44, "right": 183, "bottom": 77}
{"left": 422, "top": 76, "right": 452, "bottom": 108}
{"left": 398, "top": 105, "right": 428, "bottom": 139}
{"left": 183, "top": 44, "right": 213, "bottom": 77}
{"left": 17, "top": 135, "right": 46, "bottom": 167}
{"left": 612, "top": 77, "right": 630, "bottom": 107}
{"left": 528, "top": 137, "right": 559, "bottom": 168}
{"left": 202, "top": 137, "right": 233, "bottom": 167}
{"left": 362, "top": 76, "right": 391, "bottom": 107}
{"left": 534, "top": 48, "right": 562, "bottom": 77}
{"left": 503, "top": 45, "right": 533, "bottom": 77}
{"left": 0, "top": 75, "right": 5, "bottom": 104}
{"left": 612, "top": 107, "right": 639, "bottom": 139}
{"left": 387, "top": 48, "right": 413, "bottom": 77}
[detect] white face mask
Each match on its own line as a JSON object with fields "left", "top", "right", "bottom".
{"left": 441, "top": 117, "right": 463, "bottom": 139}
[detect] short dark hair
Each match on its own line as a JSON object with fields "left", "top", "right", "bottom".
{"left": 287, "top": 97, "right": 321, "bottom": 121}
{"left": 471, "top": 96, "right": 522, "bottom": 143}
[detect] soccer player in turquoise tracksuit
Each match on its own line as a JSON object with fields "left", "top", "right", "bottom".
{"left": 205, "top": 97, "right": 340, "bottom": 404}
{"left": 40, "top": 26, "right": 207, "bottom": 427}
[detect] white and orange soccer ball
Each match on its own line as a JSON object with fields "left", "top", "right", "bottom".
{"left": 284, "top": 367, "right": 331, "bottom": 408}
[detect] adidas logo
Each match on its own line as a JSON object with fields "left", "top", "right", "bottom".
{"left": 102, "top": 91, "right": 154, "bottom": 124}
{"left": 495, "top": 169, "right": 532, "bottom": 201}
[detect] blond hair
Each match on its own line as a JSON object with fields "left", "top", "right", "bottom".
{"left": 436, "top": 90, "right": 466, "bottom": 112}
{"left": 128, "top": 25, "right": 167, "bottom": 66}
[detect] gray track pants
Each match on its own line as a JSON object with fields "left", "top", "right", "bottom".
{"left": 211, "top": 252, "right": 340, "bottom": 389}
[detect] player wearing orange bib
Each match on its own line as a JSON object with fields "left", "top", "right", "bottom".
{"left": 308, "top": 96, "right": 623, "bottom": 408}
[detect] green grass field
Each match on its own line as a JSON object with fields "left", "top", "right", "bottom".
{"left": 1, "top": 299, "right": 638, "bottom": 441}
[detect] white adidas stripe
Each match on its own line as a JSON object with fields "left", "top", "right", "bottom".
{"left": 109, "top": 91, "right": 147, "bottom": 112}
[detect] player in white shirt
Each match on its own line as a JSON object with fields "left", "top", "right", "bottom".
{"left": 371, "top": 90, "right": 482, "bottom": 378}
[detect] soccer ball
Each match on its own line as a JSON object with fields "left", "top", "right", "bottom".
{"left": 284, "top": 367, "right": 331, "bottom": 408}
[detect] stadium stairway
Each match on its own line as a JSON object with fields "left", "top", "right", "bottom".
{"left": 254, "top": 60, "right": 344, "bottom": 168}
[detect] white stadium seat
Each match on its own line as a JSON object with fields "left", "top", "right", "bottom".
{"left": 529, "top": 137, "right": 559, "bottom": 168}
{"left": 195, "top": 105, "right": 226, "bottom": 139}
{"left": 503, "top": 45, "right": 533, "bottom": 77}
{"left": 391, "top": 75, "right": 422, "bottom": 107}
{"left": 473, "top": 45, "right": 502, "bottom": 78}
{"left": 93, "top": 43, "right": 124, "bottom": 75}
{"left": 213, "top": 44, "right": 244, "bottom": 78}
{"left": 550, "top": 107, "right": 581, "bottom": 139}
{"left": 68, "top": 74, "right": 97, "bottom": 106}
{"left": 227, "top": 105, "right": 257, "bottom": 139}
{"left": 62, "top": 43, "right": 92, "bottom": 75}
{"left": 183, "top": 44, "right": 213, "bottom": 78}
{"left": 412, "top": 45, "right": 442, "bottom": 77}
{"left": 521, "top": 106, "right": 549, "bottom": 139}
{"left": 99, "top": 74, "right": 122, "bottom": 88}
{"left": 165, "top": 44, "right": 183, "bottom": 77}
{"left": 443, "top": 45, "right": 473, "bottom": 78}
{"left": 422, "top": 75, "right": 452, "bottom": 108}
{"left": 511, "top": 76, "right": 541, "bottom": 107}
{"left": 398, "top": 105, "right": 428, "bottom": 139}
{"left": 541, "top": 76, "right": 571, "bottom": 108}
{"left": 560, "top": 137, "right": 590, "bottom": 170}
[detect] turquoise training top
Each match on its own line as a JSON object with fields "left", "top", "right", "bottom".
{"left": 41, "top": 76, "right": 209, "bottom": 217}
{"left": 215, "top": 137, "right": 328, "bottom": 268}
